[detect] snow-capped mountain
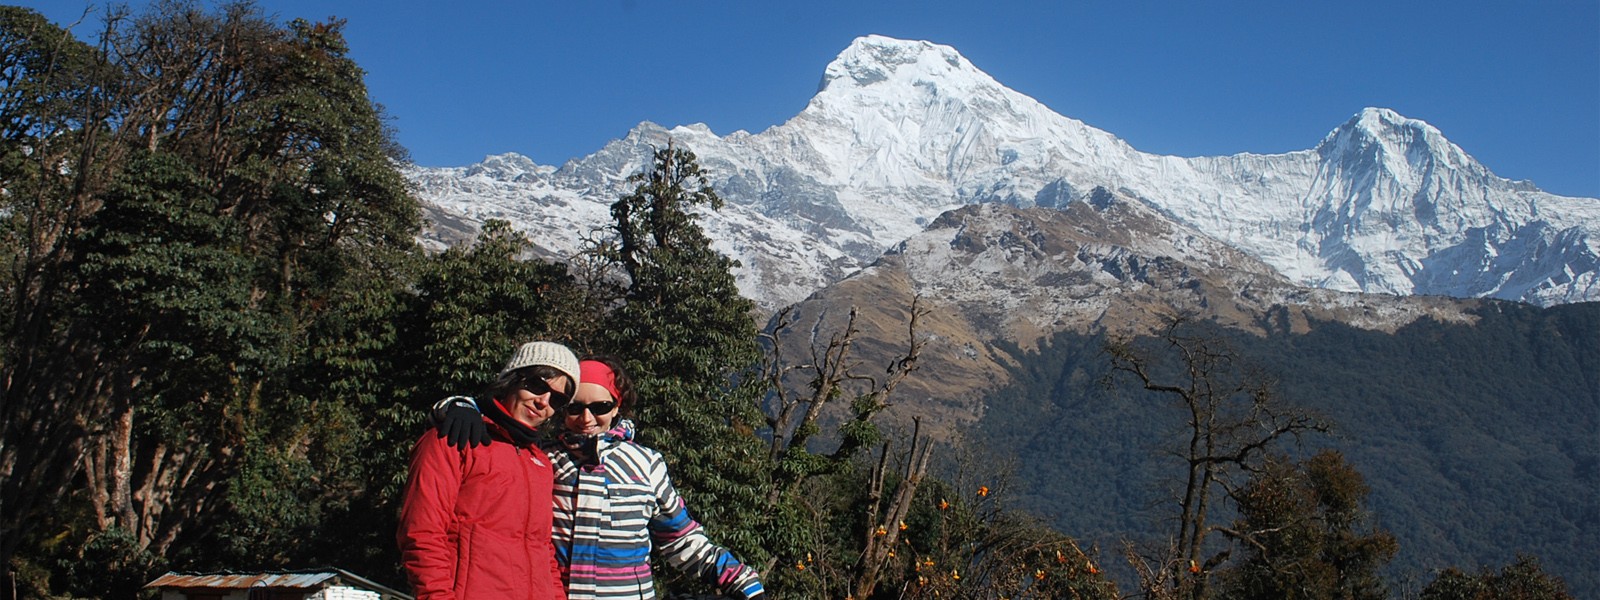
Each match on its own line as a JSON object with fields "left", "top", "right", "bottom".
{"left": 411, "top": 35, "right": 1599, "bottom": 311}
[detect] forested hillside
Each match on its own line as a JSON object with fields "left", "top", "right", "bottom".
{"left": 979, "top": 302, "right": 1599, "bottom": 597}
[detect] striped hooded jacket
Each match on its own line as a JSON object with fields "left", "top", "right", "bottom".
{"left": 542, "top": 420, "right": 764, "bottom": 600}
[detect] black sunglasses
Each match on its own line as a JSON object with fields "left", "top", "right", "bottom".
{"left": 563, "top": 400, "right": 617, "bottom": 416}
{"left": 520, "top": 377, "right": 571, "bottom": 407}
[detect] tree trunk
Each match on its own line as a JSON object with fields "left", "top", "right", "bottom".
{"left": 852, "top": 418, "right": 934, "bottom": 600}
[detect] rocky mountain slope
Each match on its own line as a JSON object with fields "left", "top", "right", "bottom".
{"left": 771, "top": 187, "right": 1483, "bottom": 432}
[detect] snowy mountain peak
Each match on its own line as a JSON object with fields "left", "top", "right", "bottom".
{"left": 819, "top": 35, "right": 976, "bottom": 93}
{"left": 1317, "top": 107, "right": 1481, "bottom": 177}
{"left": 463, "top": 152, "right": 551, "bottom": 181}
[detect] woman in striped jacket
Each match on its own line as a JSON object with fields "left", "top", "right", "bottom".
{"left": 548, "top": 357, "right": 765, "bottom": 600}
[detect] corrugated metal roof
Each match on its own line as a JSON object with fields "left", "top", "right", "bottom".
{"left": 145, "top": 568, "right": 411, "bottom": 599}
{"left": 146, "top": 571, "right": 339, "bottom": 589}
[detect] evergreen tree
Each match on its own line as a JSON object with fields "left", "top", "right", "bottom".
{"left": 599, "top": 143, "right": 774, "bottom": 572}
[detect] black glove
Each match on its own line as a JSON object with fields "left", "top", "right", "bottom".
{"left": 559, "top": 431, "right": 602, "bottom": 467}
{"left": 434, "top": 396, "right": 490, "bottom": 448}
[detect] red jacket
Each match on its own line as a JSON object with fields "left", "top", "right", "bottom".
{"left": 398, "top": 419, "right": 566, "bottom": 600}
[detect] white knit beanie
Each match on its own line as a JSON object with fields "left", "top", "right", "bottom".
{"left": 501, "top": 341, "right": 581, "bottom": 388}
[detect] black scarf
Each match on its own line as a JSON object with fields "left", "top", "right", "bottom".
{"left": 479, "top": 397, "right": 543, "bottom": 447}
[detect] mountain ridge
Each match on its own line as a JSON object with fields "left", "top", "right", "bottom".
{"left": 772, "top": 189, "right": 1487, "bottom": 437}
{"left": 411, "top": 35, "right": 1598, "bottom": 311}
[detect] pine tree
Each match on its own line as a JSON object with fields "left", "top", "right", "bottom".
{"left": 600, "top": 143, "right": 774, "bottom": 571}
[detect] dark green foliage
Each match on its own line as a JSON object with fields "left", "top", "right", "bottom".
{"left": 72, "top": 150, "right": 263, "bottom": 389}
{"left": 1213, "top": 450, "right": 1398, "bottom": 600}
{"left": 0, "top": 6, "right": 113, "bottom": 140}
{"left": 395, "top": 219, "right": 583, "bottom": 402}
{"left": 0, "top": 3, "right": 425, "bottom": 595}
{"left": 1419, "top": 555, "right": 1575, "bottom": 600}
{"left": 1249, "top": 305, "right": 1597, "bottom": 599}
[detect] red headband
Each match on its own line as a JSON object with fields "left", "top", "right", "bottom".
{"left": 579, "top": 360, "right": 621, "bottom": 405}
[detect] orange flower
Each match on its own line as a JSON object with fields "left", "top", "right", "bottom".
{"left": 1188, "top": 560, "right": 1200, "bottom": 574}
{"left": 939, "top": 499, "right": 950, "bottom": 510}
{"left": 898, "top": 520, "right": 908, "bottom": 531}
{"left": 795, "top": 561, "right": 805, "bottom": 571}
{"left": 1056, "top": 549, "right": 1067, "bottom": 564}
{"left": 888, "top": 550, "right": 896, "bottom": 558}
{"left": 875, "top": 525, "right": 888, "bottom": 537}
{"left": 1087, "top": 560, "right": 1101, "bottom": 575}
{"left": 1035, "top": 569, "right": 1047, "bottom": 580}
{"left": 951, "top": 568, "right": 961, "bottom": 581}
{"left": 977, "top": 486, "right": 990, "bottom": 497}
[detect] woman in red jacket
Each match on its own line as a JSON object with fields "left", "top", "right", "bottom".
{"left": 398, "top": 341, "right": 579, "bottom": 600}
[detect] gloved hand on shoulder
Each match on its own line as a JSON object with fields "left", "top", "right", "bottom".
{"left": 558, "top": 430, "right": 602, "bottom": 467}
{"left": 432, "top": 395, "right": 490, "bottom": 448}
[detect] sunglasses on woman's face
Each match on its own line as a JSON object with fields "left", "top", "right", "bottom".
{"left": 563, "top": 399, "right": 617, "bottom": 416}
{"left": 521, "top": 377, "right": 571, "bottom": 408}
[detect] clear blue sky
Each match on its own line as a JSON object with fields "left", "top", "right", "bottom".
{"left": 21, "top": 0, "right": 1600, "bottom": 198}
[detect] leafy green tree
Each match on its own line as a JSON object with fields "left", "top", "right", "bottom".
{"left": 290, "top": 218, "right": 588, "bottom": 584}
{"left": 1212, "top": 450, "right": 1398, "bottom": 600}
{"left": 0, "top": 4, "right": 420, "bottom": 595}
{"left": 0, "top": 7, "right": 124, "bottom": 575}
{"left": 1419, "top": 556, "right": 1575, "bottom": 600}
{"left": 395, "top": 219, "right": 586, "bottom": 401}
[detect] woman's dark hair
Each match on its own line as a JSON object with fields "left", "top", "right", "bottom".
{"left": 582, "top": 354, "right": 638, "bottom": 415}
{"left": 481, "top": 364, "right": 574, "bottom": 405}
